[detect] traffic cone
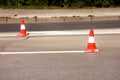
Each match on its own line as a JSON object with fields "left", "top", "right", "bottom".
{"left": 85, "top": 29, "right": 99, "bottom": 53}
{"left": 17, "top": 19, "right": 29, "bottom": 36}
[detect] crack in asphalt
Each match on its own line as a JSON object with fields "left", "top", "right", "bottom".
{"left": 1, "top": 37, "right": 30, "bottom": 52}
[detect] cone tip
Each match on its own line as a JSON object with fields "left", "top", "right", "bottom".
{"left": 21, "top": 19, "right": 25, "bottom": 25}
{"left": 89, "top": 29, "right": 94, "bottom": 36}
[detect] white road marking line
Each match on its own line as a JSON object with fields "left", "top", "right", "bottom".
{"left": 0, "top": 28, "right": 120, "bottom": 36}
{"left": 29, "top": 29, "right": 120, "bottom": 36}
{"left": 0, "top": 50, "right": 84, "bottom": 54}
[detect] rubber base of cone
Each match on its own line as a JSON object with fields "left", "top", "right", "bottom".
{"left": 85, "top": 49, "right": 99, "bottom": 53}
{"left": 17, "top": 33, "right": 29, "bottom": 37}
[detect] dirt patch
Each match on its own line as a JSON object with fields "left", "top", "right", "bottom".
{"left": 0, "top": 16, "right": 120, "bottom": 23}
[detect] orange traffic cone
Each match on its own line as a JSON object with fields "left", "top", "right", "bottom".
{"left": 85, "top": 29, "right": 99, "bottom": 53}
{"left": 17, "top": 19, "right": 29, "bottom": 36}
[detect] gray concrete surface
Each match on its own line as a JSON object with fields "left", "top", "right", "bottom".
{"left": 0, "top": 8, "right": 120, "bottom": 18}
{"left": 0, "top": 8, "right": 120, "bottom": 23}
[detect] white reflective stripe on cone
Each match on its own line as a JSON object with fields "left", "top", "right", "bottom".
{"left": 88, "top": 36, "right": 95, "bottom": 43}
{"left": 21, "top": 25, "right": 25, "bottom": 29}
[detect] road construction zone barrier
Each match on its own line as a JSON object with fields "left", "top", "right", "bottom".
{"left": 85, "top": 29, "right": 99, "bottom": 53}
{"left": 17, "top": 19, "right": 99, "bottom": 53}
{"left": 17, "top": 19, "right": 29, "bottom": 36}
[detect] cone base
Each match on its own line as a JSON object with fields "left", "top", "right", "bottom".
{"left": 85, "top": 49, "right": 99, "bottom": 53}
{"left": 17, "top": 33, "right": 29, "bottom": 37}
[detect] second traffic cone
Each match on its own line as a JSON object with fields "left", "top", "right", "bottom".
{"left": 18, "top": 19, "right": 29, "bottom": 36}
{"left": 85, "top": 29, "right": 99, "bottom": 53}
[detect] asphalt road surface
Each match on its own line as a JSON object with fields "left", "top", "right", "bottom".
{"left": 0, "top": 20, "right": 120, "bottom": 80}
{"left": 0, "top": 20, "right": 120, "bottom": 32}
